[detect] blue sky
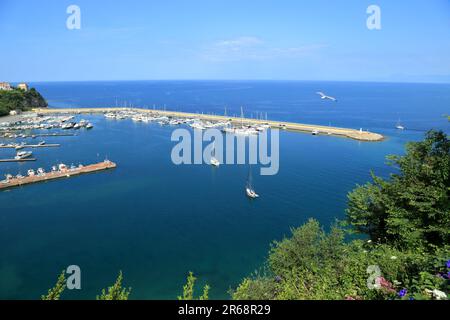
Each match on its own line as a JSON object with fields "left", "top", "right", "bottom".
{"left": 1, "top": 0, "right": 449, "bottom": 82}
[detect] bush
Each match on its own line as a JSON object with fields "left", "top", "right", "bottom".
{"left": 233, "top": 131, "right": 449, "bottom": 300}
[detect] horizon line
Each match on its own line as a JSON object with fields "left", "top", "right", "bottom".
{"left": 7, "top": 79, "right": 450, "bottom": 85}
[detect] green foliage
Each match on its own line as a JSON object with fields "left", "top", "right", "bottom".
{"left": 0, "top": 87, "right": 47, "bottom": 116}
{"left": 346, "top": 130, "right": 449, "bottom": 250}
{"left": 232, "top": 277, "right": 278, "bottom": 300}
{"left": 96, "top": 271, "right": 131, "bottom": 300}
{"left": 232, "top": 220, "right": 449, "bottom": 300}
{"left": 233, "top": 131, "right": 449, "bottom": 300}
{"left": 41, "top": 271, "right": 66, "bottom": 300}
{"left": 233, "top": 220, "right": 369, "bottom": 300}
{"left": 178, "top": 272, "right": 210, "bottom": 300}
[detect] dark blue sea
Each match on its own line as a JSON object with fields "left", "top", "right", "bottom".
{"left": 0, "top": 81, "right": 449, "bottom": 299}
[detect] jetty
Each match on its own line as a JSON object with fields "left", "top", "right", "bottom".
{"left": 0, "top": 144, "right": 60, "bottom": 149}
{"left": 0, "top": 133, "right": 75, "bottom": 138}
{"left": 0, "top": 158, "right": 36, "bottom": 163}
{"left": 0, "top": 160, "right": 116, "bottom": 190}
{"left": 33, "top": 107, "right": 384, "bottom": 142}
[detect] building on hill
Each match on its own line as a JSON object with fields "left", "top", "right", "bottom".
{"left": 0, "top": 82, "right": 12, "bottom": 91}
{"left": 17, "top": 83, "right": 29, "bottom": 91}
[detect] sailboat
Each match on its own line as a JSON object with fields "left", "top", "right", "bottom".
{"left": 210, "top": 141, "right": 220, "bottom": 167}
{"left": 245, "top": 166, "right": 259, "bottom": 199}
{"left": 395, "top": 119, "right": 405, "bottom": 130}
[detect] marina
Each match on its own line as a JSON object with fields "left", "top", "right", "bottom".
{"left": 0, "top": 143, "right": 60, "bottom": 149}
{"left": 33, "top": 107, "right": 385, "bottom": 142}
{"left": 0, "top": 160, "right": 116, "bottom": 189}
{"left": 0, "top": 133, "right": 75, "bottom": 139}
{"left": 1, "top": 80, "right": 448, "bottom": 300}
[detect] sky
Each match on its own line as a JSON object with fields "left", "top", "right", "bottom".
{"left": 1, "top": 0, "right": 450, "bottom": 82}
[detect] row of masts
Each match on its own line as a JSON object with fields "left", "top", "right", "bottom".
{"left": 114, "top": 100, "right": 268, "bottom": 121}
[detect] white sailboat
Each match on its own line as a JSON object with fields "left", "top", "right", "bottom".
{"left": 395, "top": 119, "right": 405, "bottom": 130}
{"left": 210, "top": 141, "right": 220, "bottom": 167}
{"left": 245, "top": 166, "right": 259, "bottom": 199}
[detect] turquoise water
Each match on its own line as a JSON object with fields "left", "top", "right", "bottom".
{"left": 0, "top": 81, "right": 449, "bottom": 299}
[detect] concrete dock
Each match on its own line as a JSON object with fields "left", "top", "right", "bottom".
{"left": 0, "top": 158, "right": 36, "bottom": 163}
{"left": 0, "top": 160, "right": 116, "bottom": 189}
{"left": 0, "top": 144, "right": 60, "bottom": 149}
{"left": 33, "top": 107, "right": 385, "bottom": 142}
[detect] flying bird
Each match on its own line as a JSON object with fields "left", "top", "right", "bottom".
{"left": 316, "top": 91, "right": 337, "bottom": 101}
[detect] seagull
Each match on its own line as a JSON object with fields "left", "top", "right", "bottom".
{"left": 316, "top": 91, "right": 337, "bottom": 101}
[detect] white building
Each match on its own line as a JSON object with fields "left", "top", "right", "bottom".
{"left": 17, "top": 83, "right": 29, "bottom": 91}
{"left": 0, "top": 82, "right": 12, "bottom": 91}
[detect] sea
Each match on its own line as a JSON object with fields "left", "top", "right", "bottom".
{"left": 0, "top": 80, "right": 449, "bottom": 299}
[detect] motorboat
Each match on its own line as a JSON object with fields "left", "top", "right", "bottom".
{"left": 15, "top": 151, "right": 33, "bottom": 160}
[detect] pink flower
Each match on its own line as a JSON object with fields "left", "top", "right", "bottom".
{"left": 377, "top": 276, "right": 396, "bottom": 293}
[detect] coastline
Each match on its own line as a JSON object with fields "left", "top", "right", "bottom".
{"left": 33, "top": 107, "right": 385, "bottom": 142}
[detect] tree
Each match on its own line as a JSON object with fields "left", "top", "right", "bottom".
{"left": 232, "top": 131, "right": 449, "bottom": 300}
{"left": 178, "top": 272, "right": 210, "bottom": 300}
{"left": 41, "top": 271, "right": 66, "bottom": 300}
{"left": 0, "top": 87, "right": 47, "bottom": 116}
{"left": 97, "top": 271, "right": 131, "bottom": 300}
{"left": 346, "top": 130, "right": 450, "bottom": 250}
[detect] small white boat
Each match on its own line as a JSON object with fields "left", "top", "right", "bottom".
{"left": 62, "top": 123, "right": 74, "bottom": 129}
{"left": 246, "top": 187, "right": 259, "bottom": 199}
{"left": 190, "top": 122, "right": 206, "bottom": 130}
{"left": 2, "top": 174, "right": 13, "bottom": 184}
{"left": 222, "top": 127, "right": 235, "bottom": 134}
{"left": 396, "top": 119, "right": 405, "bottom": 130}
{"left": 210, "top": 157, "right": 220, "bottom": 167}
{"left": 15, "top": 151, "right": 33, "bottom": 160}
{"left": 15, "top": 144, "right": 25, "bottom": 150}
{"left": 86, "top": 123, "right": 93, "bottom": 129}
{"left": 245, "top": 167, "right": 259, "bottom": 199}
{"left": 210, "top": 141, "right": 220, "bottom": 167}
{"left": 312, "top": 130, "right": 319, "bottom": 135}
{"left": 234, "top": 128, "right": 258, "bottom": 135}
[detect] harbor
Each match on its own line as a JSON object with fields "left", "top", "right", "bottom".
{"left": 0, "top": 143, "right": 60, "bottom": 149}
{"left": 0, "top": 160, "right": 116, "bottom": 189}
{"left": 1, "top": 80, "right": 447, "bottom": 300}
{"left": 33, "top": 107, "right": 385, "bottom": 142}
